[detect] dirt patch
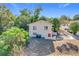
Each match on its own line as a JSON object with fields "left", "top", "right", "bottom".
{"left": 49, "top": 39, "right": 79, "bottom": 56}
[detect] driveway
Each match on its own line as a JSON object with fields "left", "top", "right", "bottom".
{"left": 26, "top": 38, "right": 55, "bottom": 56}
{"left": 60, "top": 29, "right": 75, "bottom": 40}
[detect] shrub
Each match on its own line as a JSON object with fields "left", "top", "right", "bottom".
{"left": 70, "top": 22, "right": 79, "bottom": 35}
{"left": 0, "top": 27, "right": 29, "bottom": 55}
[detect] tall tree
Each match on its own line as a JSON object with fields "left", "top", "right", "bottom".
{"left": 73, "top": 14, "right": 79, "bottom": 20}
{"left": 39, "top": 16, "right": 47, "bottom": 20}
{"left": 70, "top": 22, "right": 79, "bottom": 35}
{"left": 15, "top": 9, "right": 31, "bottom": 31}
{"left": 52, "top": 18, "right": 60, "bottom": 32}
{"left": 60, "top": 15, "right": 69, "bottom": 25}
{"left": 33, "top": 6, "right": 42, "bottom": 22}
{"left": 0, "top": 5, "right": 15, "bottom": 34}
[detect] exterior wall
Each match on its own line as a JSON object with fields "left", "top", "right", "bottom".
{"left": 29, "top": 20, "right": 53, "bottom": 39}
{"left": 60, "top": 24, "right": 69, "bottom": 30}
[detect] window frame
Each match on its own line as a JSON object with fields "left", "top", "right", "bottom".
{"left": 33, "top": 26, "right": 37, "bottom": 30}
{"left": 44, "top": 26, "right": 48, "bottom": 30}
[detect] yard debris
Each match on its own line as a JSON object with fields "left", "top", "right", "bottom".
{"left": 67, "top": 42, "right": 78, "bottom": 52}
{"left": 60, "top": 44, "right": 70, "bottom": 52}
{"left": 56, "top": 43, "right": 79, "bottom": 53}
{"left": 56, "top": 44, "right": 69, "bottom": 53}
{"left": 56, "top": 46, "right": 62, "bottom": 53}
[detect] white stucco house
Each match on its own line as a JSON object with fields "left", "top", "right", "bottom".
{"left": 29, "top": 20, "right": 53, "bottom": 39}
{"left": 60, "top": 24, "right": 69, "bottom": 30}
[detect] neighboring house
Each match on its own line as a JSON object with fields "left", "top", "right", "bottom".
{"left": 29, "top": 20, "right": 53, "bottom": 39}
{"left": 76, "top": 31, "right": 79, "bottom": 36}
{"left": 60, "top": 24, "right": 69, "bottom": 30}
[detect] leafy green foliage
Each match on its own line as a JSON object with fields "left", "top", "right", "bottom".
{"left": 14, "top": 7, "right": 42, "bottom": 31}
{"left": 73, "top": 14, "right": 79, "bottom": 20}
{"left": 0, "top": 5, "right": 15, "bottom": 34}
{"left": 52, "top": 18, "right": 60, "bottom": 32}
{"left": 39, "top": 16, "right": 48, "bottom": 20}
{"left": 59, "top": 15, "right": 69, "bottom": 24}
{"left": 33, "top": 6, "right": 42, "bottom": 22}
{"left": 70, "top": 22, "right": 79, "bottom": 35}
{"left": 0, "top": 27, "right": 29, "bottom": 55}
{"left": 14, "top": 9, "right": 31, "bottom": 31}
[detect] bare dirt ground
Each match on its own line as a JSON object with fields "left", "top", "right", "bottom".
{"left": 49, "top": 39, "right": 79, "bottom": 56}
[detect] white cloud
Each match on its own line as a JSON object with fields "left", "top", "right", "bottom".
{"left": 63, "top": 3, "right": 70, "bottom": 8}
{"left": 59, "top": 3, "right": 70, "bottom": 8}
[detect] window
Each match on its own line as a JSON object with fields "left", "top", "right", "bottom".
{"left": 33, "top": 26, "right": 37, "bottom": 30}
{"left": 44, "top": 26, "right": 48, "bottom": 30}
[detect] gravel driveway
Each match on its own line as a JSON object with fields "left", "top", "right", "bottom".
{"left": 26, "top": 38, "right": 55, "bottom": 56}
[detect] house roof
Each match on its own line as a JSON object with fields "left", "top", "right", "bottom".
{"left": 29, "top": 20, "right": 52, "bottom": 25}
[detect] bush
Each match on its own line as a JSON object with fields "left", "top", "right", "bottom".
{"left": 0, "top": 27, "right": 29, "bottom": 55}
{"left": 70, "top": 22, "right": 79, "bottom": 35}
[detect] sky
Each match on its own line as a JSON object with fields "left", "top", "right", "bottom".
{"left": 1, "top": 3, "right": 79, "bottom": 18}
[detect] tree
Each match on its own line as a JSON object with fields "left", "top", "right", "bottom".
{"left": 59, "top": 15, "right": 69, "bottom": 25}
{"left": 0, "top": 5, "right": 15, "bottom": 34}
{"left": 15, "top": 7, "right": 42, "bottom": 31}
{"left": 39, "top": 16, "right": 47, "bottom": 20}
{"left": 73, "top": 14, "right": 79, "bottom": 20}
{"left": 0, "top": 27, "right": 29, "bottom": 55}
{"left": 33, "top": 6, "right": 42, "bottom": 22}
{"left": 70, "top": 22, "right": 79, "bottom": 35}
{"left": 52, "top": 18, "right": 60, "bottom": 32}
{"left": 48, "top": 17, "right": 53, "bottom": 23}
{"left": 15, "top": 9, "right": 31, "bottom": 31}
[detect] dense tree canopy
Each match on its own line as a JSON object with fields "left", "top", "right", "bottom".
{"left": 14, "top": 6, "right": 43, "bottom": 31}
{"left": 0, "top": 5, "right": 16, "bottom": 34}
{"left": 33, "top": 6, "right": 42, "bottom": 22}
{"left": 52, "top": 18, "right": 60, "bottom": 32}
{"left": 70, "top": 22, "right": 79, "bottom": 35}
{"left": 39, "top": 16, "right": 48, "bottom": 20}
{"left": 0, "top": 27, "right": 29, "bottom": 55}
{"left": 14, "top": 9, "right": 31, "bottom": 31}
{"left": 59, "top": 15, "right": 69, "bottom": 25}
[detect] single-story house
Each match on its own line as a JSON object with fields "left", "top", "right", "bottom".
{"left": 60, "top": 24, "right": 70, "bottom": 30}
{"left": 29, "top": 20, "right": 54, "bottom": 39}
